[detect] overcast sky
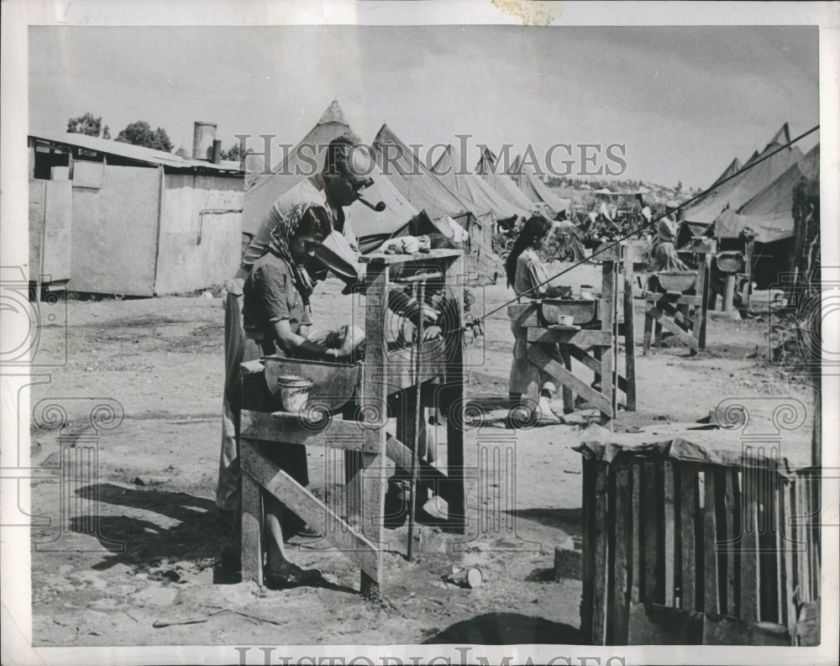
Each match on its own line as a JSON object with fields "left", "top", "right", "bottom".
{"left": 29, "top": 25, "right": 818, "bottom": 188}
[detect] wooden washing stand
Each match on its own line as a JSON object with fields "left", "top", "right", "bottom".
{"left": 644, "top": 239, "right": 715, "bottom": 355}
{"left": 711, "top": 239, "right": 754, "bottom": 313}
{"left": 506, "top": 244, "right": 636, "bottom": 426}
{"left": 238, "top": 248, "right": 467, "bottom": 599}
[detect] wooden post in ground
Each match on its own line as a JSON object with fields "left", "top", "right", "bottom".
{"left": 722, "top": 275, "right": 736, "bottom": 312}
{"left": 359, "top": 262, "right": 389, "bottom": 598}
{"left": 240, "top": 459, "right": 264, "bottom": 587}
{"left": 622, "top": 242, "right": 637, "bottom": 411}
{"left": 600, "top": 254, "right": 617, "bottom": 427}
{"left": 742, "top": 238, "right": 754, "bottom": 309}
{"left": 443, "top": 254, "right": 467, "bottom": 534}
{"left": 558, "top": 345, "right": 574, "bottom": 413}
{"left": 694, "top": 242, "right": 713, "bottom": 350}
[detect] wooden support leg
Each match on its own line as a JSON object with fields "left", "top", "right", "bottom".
{"left": 643, "top": 304, "right": 653, "bottom": 355}
{"left": 743, "top": 239, "right": 754, "bottom": 310}
{"left": 600, "top": 259, "right": 616, "bottom": 427}
{"left": 443, "top": 255, "right": 467, "bottom": 535}
{"left": 654, "top": 319, "right": 663, "bottom": 347}
{"left": 343, "top": 402, "right": 363, "bottom": 529}
{"left": 592, "top": 347, "right": 602, "bottom": 389}
{"left": 240, "top": 450, "right": 263, "bottom": 586}
{"left": 723, "top": 275, "right": 736, "bottom": 312}
{"left": 622, "top": 254, "right": 637, "bottom": 410}
{"left": 360, "top": 263, "right": 389, "bottom": 598}
{"left": 558, "top": 345, "right": 574, "bottom": 414}
{"left": 695, "top": 252, "right": 711, "bottom": 351}
{"left": 525, "top": 359, "right": 540, "bottom": 409}
{"left": 344, "top": 452, "right": 364, "bottom": 529}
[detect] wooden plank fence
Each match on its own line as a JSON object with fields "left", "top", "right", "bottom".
{"left": 580, "top": 454, "right": 820, "bottom": 645}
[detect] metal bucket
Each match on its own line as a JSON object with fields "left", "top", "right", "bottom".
{"left": 264, "top": 357, "right": 362, "bottom": 412}
{"left": 275, "top": 375, "right": 313, "bottom": 412}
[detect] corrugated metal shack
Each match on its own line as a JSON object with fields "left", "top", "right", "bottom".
{"left": 28, "top": 128, "right": 244, "bottom": 297}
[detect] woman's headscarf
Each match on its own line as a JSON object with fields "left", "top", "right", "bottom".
{"left": 267, "top": 202, "right": 330, "bottom": 306}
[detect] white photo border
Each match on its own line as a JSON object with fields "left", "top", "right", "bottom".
{"left": 2, "top": 1, "right": 838, "bottom": 665}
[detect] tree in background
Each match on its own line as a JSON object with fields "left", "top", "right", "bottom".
{"left": 67, "top": 112, "right": 104, "bottom": 137}
{"left": 115, "top": 121, "right": 174, "bottom": 152}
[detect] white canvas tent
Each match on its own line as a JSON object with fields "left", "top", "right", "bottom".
{"left": 714, "top": 143, "right": 819, "bottom": 244}
{"left": 242, "top": 101, "right": 418, "bottom": 242}
{"left": 372, "top": 124, "right": 485, "bottom": 222}
{"left": 372, "top": 125, "right": 502, "bottom": 283}
{"left": 711, "top": 157, "right": 743, "bottom": 187}
{"left": 475, "top": 148, "right": 536, "bottom": 212}
{"left": 432, "top": 145, "right": 529, "bottom": 222}
{"left": 682, "top": 123, "right": 803, "bottom": 226}
{"left": 508, "top": 155, "right": 571, "bottom": 217}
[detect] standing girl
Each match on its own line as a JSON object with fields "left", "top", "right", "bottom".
{"left": 505, "top": 215, "right": 569, "bottom": 424}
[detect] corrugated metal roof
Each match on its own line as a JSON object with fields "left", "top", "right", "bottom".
{"left": 29, "top": 131, "right": 244, "bottom": 175}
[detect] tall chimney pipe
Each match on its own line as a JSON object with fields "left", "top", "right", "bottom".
{"left": 211, "top": 139, "right": 222, "bottom": 165}
{"left": 192, "top": 121, "right": 217, "bottom": 160}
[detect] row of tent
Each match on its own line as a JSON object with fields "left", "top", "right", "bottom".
{"left": 243, "top": 100, "right": 570, "bottom": 281}
{"left": 682, "top": 123, "right": 820, "bottom": 245}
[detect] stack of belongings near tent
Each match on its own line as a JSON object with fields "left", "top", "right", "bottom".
{"left": 680, "top": 123, "right": 815, "bottom": 292}
{"left": 372, "top": 124, "right": 502, "bottom": 284}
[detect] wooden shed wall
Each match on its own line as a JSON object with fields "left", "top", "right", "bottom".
{"left": 29, "top": 178, "right": 72, "bottom": 283}
{"left": 153, "top": 173, "right": 242, "bottom": 295}
{"left": 69, "top": 162, "right": 161, "bottom": 296}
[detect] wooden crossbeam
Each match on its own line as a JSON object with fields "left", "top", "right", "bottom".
{"left": 528, "top": 347, "right": 613, "bottom": 416}
{"left": 240, "top": 409, "right": 378, "bottom": 452}
{"left": 526, "top": 327, "right": 612, "bottom": 348}
{"left": 241, "top": 442, "right": 380, "bottom": 582}
{"left": 567, "top": 345, "right": 629, "bottom": 394}
{"left": 645, "top": 305, "right": 700, "bottom": 350}
{"left": 646, "top": 293, "right": 704, "bottom": 307}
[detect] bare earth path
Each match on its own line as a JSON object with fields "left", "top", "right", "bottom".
{"left": 26, "top": 268, "right": 813, "bottom": 647}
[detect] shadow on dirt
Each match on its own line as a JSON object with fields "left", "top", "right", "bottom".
{"left": 422, "top": 612, "right": 581, "bottom": 644}
{"left": 72, "top": 483, "right": 221, "bottom": 571}
{"left": 504, "top": 507, "right": 581, "bottom": 534}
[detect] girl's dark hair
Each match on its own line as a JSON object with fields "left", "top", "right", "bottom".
{"left": 297, "top": 206, "right": 332, "bottom": 239}
{"left": 505, "top": 215, "right": 553, "bottom": 288}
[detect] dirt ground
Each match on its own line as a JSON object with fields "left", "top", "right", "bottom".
{"left": 27, "top": 263, "right": 814, "bottom": 647}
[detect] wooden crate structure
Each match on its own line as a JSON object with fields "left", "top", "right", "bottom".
{"left": 577, "top": 439, "right": 821, "bottom": 645}
{"left": 506, "top": 243, "right": 636, "bottom": 424}
{"left": 644, "top": 239, "right": 715, "bottom": 354}
{"left": 238, "top": 249, "right": 467, "bottom": 598}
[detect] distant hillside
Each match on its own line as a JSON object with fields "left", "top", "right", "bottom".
{"left": 547, "top": 175, "right": 702, "bottom": 204}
